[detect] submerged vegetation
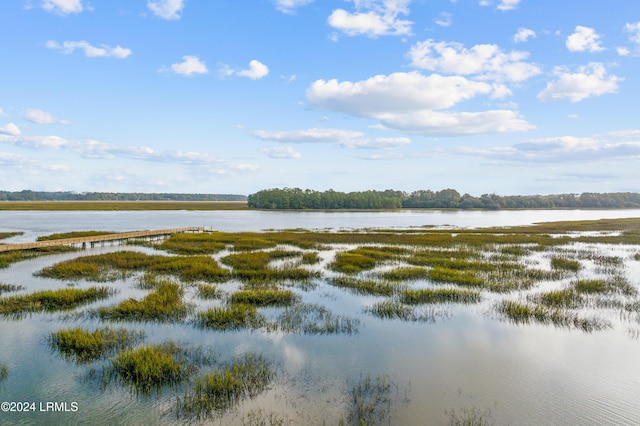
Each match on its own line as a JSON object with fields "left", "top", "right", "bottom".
{"left": 0, "top": 362, "right": 7, "bottom": 381}
{"left": 346, "top": 374, "right": 399, "bottom": 426}
{"left": 0, "top": 283, "right": 24, "bottom": 294}
{"left": 177, "top": 353, "right": 274, "bottom": 418}
{"left": 495, "top": 300, "right": 610, "bottom": 332}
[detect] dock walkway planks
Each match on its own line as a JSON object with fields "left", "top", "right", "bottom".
{"left": 0, "top": 227, "right": 204, "bottom": 252}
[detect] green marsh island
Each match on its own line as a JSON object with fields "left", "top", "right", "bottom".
{"left": 1, "top": 217, "right": 640, "bottom": 424}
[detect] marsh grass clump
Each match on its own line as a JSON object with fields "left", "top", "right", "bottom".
{"left": 634, "top": 253, "right": 640, "bottom": 261}
{"left": 329, "top": 252, "right": 379, "bottom": 274}
{"left": 196, "top": 284, "right": 221, "bottom": 299}
{"left": 49, "top": 326, "right": 145, "bottom": 363}
{"left": 574, "top": 277, "right": 636, "bottom": 296}
{"left": 366, "top": 301, "right": 444, "bottom": 322}
{"left": 37, "top": 251, "right": 230, "bottom": 283}
{"left": 0, "top": 363, "right": 7, "bottom": 381}
{"left": 500, "top": 245, "right": 529, "bottom": 257}
{"left": 37, "top": 231, "right": 115, "bottom": 241}
{"left": 379, "top": 267, "right": 429, "bottom": 281}
{"left": 232, "top": 238, "right": 277, "bottom": 251}
{"left": 0, "top": 246, "right": 77, "bottom": 269}
{"left": 195, "top": 304, "right": 265, "bottom": 331}
{"left": 0, "top": 286, "right": 113, "bottom": 316}
{"left": 109, "top": 341, "right": 205, "bottom": 393}
{"left": 407, "top": 255, "right": 494, "bottom": 272}
{"left": 347, "top": 374, "right": 398, "bottom": 426}
{"left": 400, "top": 288, "right": 480, "bottom": 305}
{"left": 230, "top": 289, "right": 297, "bottom": 307}
{"left": 300, "top": 252, "right": 320, "bottom": 265}
{"left": 272, "top": 303, "right": 359, "bottom": 335}
{"left": 427, "top": 267, "right": 484, "bottom": 288}
{"left": 329, "top": 276, "right": 401, "bottom": 296}
{"left": 241, "top": 409, "right": 293, "bottom": 426}
{"left": 550, "top": 256, "right": 581, "bottom": 271}
{"left": 495, "top": 300, "right": 609, "bottom": 332}
{"left": 448, "top": 407, "right": 493, "bottom": 426}
{"left": 0, "top": 232, "right": 22, "bottom": 241}
{"left": 0, "top": 283, "right": 24, "bottom": 294}
{"left": 157, "top": 233, "right": 226, "bottom": 255}
{"left": 96, "top": 282, "right": 188, "bottom": 322}
{"left": 177, "top": 353, "right": 274, "bottom": 418}
{"left": 221, "top": 250, "right": 318, "bottom": 283}
{"left": 531, "top": 289, "right": 584, "bottom": 308}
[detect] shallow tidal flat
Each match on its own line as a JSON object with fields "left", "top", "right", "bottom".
{"left": 1, "top": 218, "right": 640, "bottom": 425}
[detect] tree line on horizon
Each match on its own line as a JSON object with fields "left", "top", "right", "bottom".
{"left": 247, "top": 188, "right": 640, "bottom": 210}
{"left": 0, "top": 190, "right": 247, "bottom": 202}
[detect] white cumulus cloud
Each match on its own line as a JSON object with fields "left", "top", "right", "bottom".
{"left": 328, "top": 0, "right": 413, "bottom": 38}
{"left": 163, "top": 55, "right": 208, "bottom": 76}
{"left": 237, "top": 60, "right": 270, "bottom": 80}
{"left": 434, "top": 12, "right": 452, "bottom": 27}
{"left": 40, "top": 0, "right": 84, "bottom": 15}
{"left": 272, "top": 0, "right": 314, "bottom": 14}
{"left": 0, "top": 123, "right": 21, "bottom": 136}
{"left": 147, "top": 0, "right": 185, "bottom": 20}
{"left": 220, "top": 60, "right": 269, "bottom": 80}
{"left": 24, "top": 109, "right": 68, "bottom": 124}
{"left": 514, "top": 28, "right": 536, "bottom": 43}
{"left": 259, "top": 146, "right": 302, "bottom": 159}
{"left": 566, "top": 26, "right": 604, "bottom": 52}
{"left": 306, "top": 72, "right": 533, "bottom": 136}
{"left": 408, "top": 40, "right": 541, "bottom": 83}
{"left": 46, "top": 40, "right": 132, "bottom": 59}
{"left": 538, "top": 63, "right": 621, "bottom": 102}
{"left": 253, "top": 128, "right": 411, "bottom": 149}
{"left": 497, "top": 0, "right": 520, "bottom": 11}
{"left": 625, "top": 22, "right": 640, "bottom": 44}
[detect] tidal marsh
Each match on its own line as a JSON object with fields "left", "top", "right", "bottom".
{"left": 272, "top": 303, "right": 359, "bottom": 335}
{"left": 4, "top": 215, "right": 640, "bottom": 424}
{"left": 177, "top": 353, "right": 274, "bottom": 418}
{"left": 365, "top": 300, "right": 446, "bottom": 323}
{"left": 0, "top": 283, "right": 23, "bottom": 294}
{"left": 400, "top": 288, "right": 481, "bottom": 305}
{"left": 495, "top": 300, "right": 609, "bottom": 332}
{"left": 195, "top": 304, "right": 266, "bottom": 331}
{"left": 95, "top": 282, "right": 188, "bottom": 322}
{"left": 0, "top": 286, "right": 113, "bottom": 316}
{"left": 230, "top": 289, "right": 297, "bottom": 306}
{"left": 0, "top": 246, "right": 77, "bottom": 269}
{"left": 329, "top": 276, "right": 402, "bottom": 296}
{"left": 37, "top": 251, "right": 230, "bottom": 283}
{"left": 108, "top": 341, "right": 207, "bottom": 393}
{"left": 0, "top": 362, "right": 7, "bottom": 381}
{"left": 346, "top": 374, "right": 398, "bottom": 426}
{"left": 49, "top": 326, "right": 145, "bottom": 362}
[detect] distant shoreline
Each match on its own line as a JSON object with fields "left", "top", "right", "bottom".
{"left": 0, "top": 201, "right": 249, "bottom": 211}
{"left": 1, "top": 200, "right": 640, "bottom": 212}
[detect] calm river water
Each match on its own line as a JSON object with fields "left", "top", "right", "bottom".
{"left": 1, "top": 209, "right": 640, "bottom": 425}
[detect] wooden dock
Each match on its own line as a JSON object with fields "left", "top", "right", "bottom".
{"left": 0, "top": 227, "right": 204, "bottom": 252}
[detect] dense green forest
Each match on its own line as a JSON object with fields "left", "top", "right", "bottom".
{"left": 0, "top": 190, "right": 246, "bottom": 202}
{"left": 247, "top": 188, "right": 640, "bottom": 210}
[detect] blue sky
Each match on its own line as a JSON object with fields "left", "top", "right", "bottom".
{"left": 1, "top": 0, "right": 639, "bottom": 196}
